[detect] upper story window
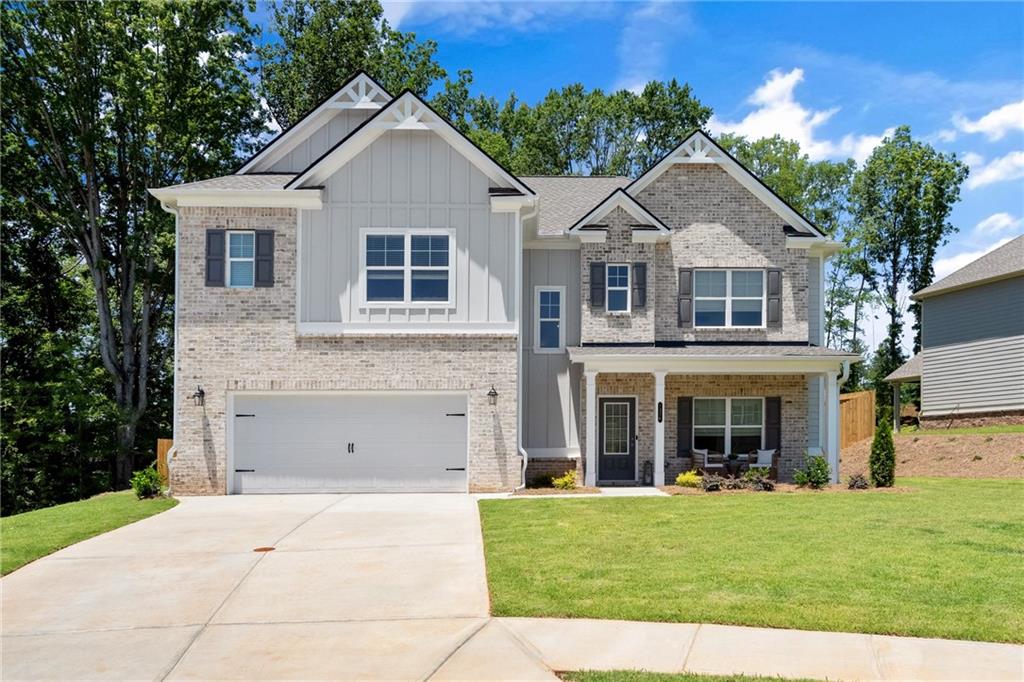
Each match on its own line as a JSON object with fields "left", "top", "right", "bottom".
{"left": 694, "top": 269, "right": 764, "bottom": 328}
{"left": 228, "top": 231, "right": 255, "bottom": 288}
{"left": 534, "top": 286, "right": 565, "bottom": 353}
{"left": 363, "top": 230, "right": 452, "bottom": 306}
{"left": 607, "top": 264, "right": 630, "bottom": 313}
{"left": 693, "top": 397, "right": 764, "bottom": 454}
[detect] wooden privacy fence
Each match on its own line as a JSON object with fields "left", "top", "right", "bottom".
{"left": 156, "top": 438, "right": 173, "bottom": 483}
{"left": 840, "top": 390, "right": 875, "bottom": 449}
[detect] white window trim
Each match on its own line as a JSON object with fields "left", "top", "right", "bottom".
{"left": 533, "top": 285, "right": 566, "bottom": 354}
{"left": 692, "top": 397, "right": 765, "bottom": 455}
{"left": 606, "top": 263, "right": 631, "bottom": 314}
{"left": 359, "top": 228, "right": 456, "bottom": 309}
{"left": 694, "top": 269, "right": 766, "bottom": 329}
{"left": 602, "top": 399, "right": 632, "bottom": 455}
{"left": 227, "top": 230, "right": 255, "bottom": 289}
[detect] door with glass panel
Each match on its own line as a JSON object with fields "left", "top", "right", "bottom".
{"left": 598, "top": 397, "right": 636, "bottom": 482}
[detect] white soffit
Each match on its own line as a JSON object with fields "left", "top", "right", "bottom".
{"left": 628, "top": 131, "right": 826, "bottom": 239}
{"left": 287, "top": 91, "right": 535, "bottom": 197}
{"left": 238, "top": 72, "right": 392, "bottom": 174}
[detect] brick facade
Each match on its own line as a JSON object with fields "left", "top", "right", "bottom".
{"left": 173, "top": 206, "right": 520, "bottom": 494}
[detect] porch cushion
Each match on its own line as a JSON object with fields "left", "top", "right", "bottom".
{"left": 751, "top": 449, "right": 776, "bottom": 467}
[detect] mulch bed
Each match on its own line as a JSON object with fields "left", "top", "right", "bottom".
{"left": 660, "top": 483, "right": 915, "bottom": 496}
{"left": 841, "top": 432, "right": 1024, "bottom": 479}
{"left": 513, "top": 486, "right": 602, "bottom": 496}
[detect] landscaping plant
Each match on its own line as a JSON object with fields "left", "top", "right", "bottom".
{"left": 869, "top": 419, "right": 896, "bottom": 487}
{"left": 847, "top": 473, "right": 871, "bottom": 489}
{"left": 794, "top": 454, "right": 831, "bottom": 489}
{"left": 741, "top": 468, "right": 775, "bottom": 491}
{"left": 130, "top": 466, "right": 164, "bottom": 499}
{"left": 674, "top": 470, "right": 702, "bottom": 488}
{"left": 551, "top": 469, "right": 577, "bottom": 490}
{"left": 701, "top": 473, "right": 724, "bottom": 492}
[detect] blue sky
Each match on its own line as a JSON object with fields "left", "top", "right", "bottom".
{"left": 376, "top": 1, "right": 1023, "bottom": 350}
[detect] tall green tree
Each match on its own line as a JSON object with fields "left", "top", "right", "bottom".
{"left": 258, "top": 0, "right": 445, "bottom": 129}
{"left": 851, "top": 126, "right": 968, "bottom": 389}
{"left": 2, "top": 0, "right": 266, "bottom": 486}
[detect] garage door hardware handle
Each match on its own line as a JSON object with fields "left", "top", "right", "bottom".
{"left": 235, "top": 468, "right": 255, "bottom": 473}
{"left": 347, "top": 442, "right": 355, "bottom": 453}
{"left": 235, "top": 414, "right": 256, "bottom": 418}
{"left": 446, "top": 467, "right": 466, "bottom": 471}
{"left": 446, "top": 412, "right": 466, "bottom": 417}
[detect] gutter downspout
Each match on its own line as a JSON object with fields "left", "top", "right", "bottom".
{"left": 514, "top": 199, "right": 539, "bottom": 491}
{"left": 159, "top": 200, "right": 180, "bottom": 493}
{"left": 838, "top": 358, "right": 851, "bottom": 387}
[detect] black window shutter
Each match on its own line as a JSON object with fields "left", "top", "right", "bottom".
{"left": 632, "top": 262, "right": 647, "bottom": 309}
{"left": 590, "top": 261, "right": 606, "bottom": 308}
{"left": 205, "top": 229, "right": 226, "bottom": 287}
{"left": 767, "top": 269, "right": 782, "bottom": 328}
{"left": 677, "top": 268, "right": 693, "bottom": 327}
{"left": 765, "top": 396, "right": 782, "bottom": 450}
{"left": 676, "top": 396, "right": 692, "bottom": 456}
{"left": 255, "top": 230, "right": 274, "bottom": 287}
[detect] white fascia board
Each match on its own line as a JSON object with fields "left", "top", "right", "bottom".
{"left": 789, "top": 238, "right": 844, "bottom": 256}
{"left": 490, "top": 195, "right": 535, "bottom": 213}
{"left": 632, "top": 230, "right": 670, "bottom": 244}
{"left": 523, "top": 236, "right": 580, "bottom": 250}
{"left": 574, "top": 230, "right": 607, "bottom": 243}
{"left": 149, "top": 188, "right": 323, "bottom": 209}
{"left": 296, "top": 321, "right": 517, "bottom": 336}
{"left": 567, "top": 353, "right": 859, "bottom": 375}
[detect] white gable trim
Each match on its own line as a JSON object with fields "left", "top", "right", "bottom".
{"left": 238, "top": 72, "right": 391, "bottom": 174}
{"left": 566, "top": 188, "right": 670, "bottom": 243}
{"left": 629, "top": 131, "right": 826, "bottom": 239}
{"left": 148, "top": 187, "right": 323, "bottom": 210}
{"left": 286, "top": 91, "right": 535, "bottom": 198}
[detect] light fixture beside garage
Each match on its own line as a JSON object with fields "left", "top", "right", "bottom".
{"left": 190, "top": 385, "right": 205, "bottom": 407}
{"left": 487, "top": 385, "right": 499, "bottom": 406}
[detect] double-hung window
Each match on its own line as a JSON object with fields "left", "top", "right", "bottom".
{"left": 606, "top": 264, "right": 630, "bottom": 313}
{"left": 693, "top": 397, "right": 764, "bottom": 454}
{"left": 364, "top": 230, "right": 452, "bottom": 305}
{"left": 534, "top": 286, "right": 565, "bottom": 352}
{"left": 694, "top": 269, "right": 765, "bottom": 327}
{"left": 227, "top": 231, "right": 255, "bottom": 288}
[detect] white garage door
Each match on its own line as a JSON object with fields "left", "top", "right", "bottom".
{"left": 231, "top": 393, "right": 468, "bottom": 493}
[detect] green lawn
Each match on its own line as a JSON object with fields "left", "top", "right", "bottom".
{"left": 1, "top": 491, "right": 177, "bottom": 575}
{"left": 480, "top": 478, "right": 1024, "bottom": 643}
{"left": 899, "top": 423, "right": 1024, "bottom": 436}
{"left": 562, "top": 673, "right": 816, "bottom": 682}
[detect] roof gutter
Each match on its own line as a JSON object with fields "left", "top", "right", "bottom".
{"left": 147, "top": 187, "right": 323, "bottom": 210}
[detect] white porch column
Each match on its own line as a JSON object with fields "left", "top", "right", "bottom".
{"left": 825, "top": 370, "right": 841, "bottom": 483}
{"left": 584, "top": 370, "right": 598, "bottom": 487}
{"left": 653, "top": 371, "right": 666, "bottom": 486}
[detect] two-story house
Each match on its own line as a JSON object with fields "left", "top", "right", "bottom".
{"left": 150, "top": 72, "right": 857, "bottom": 494}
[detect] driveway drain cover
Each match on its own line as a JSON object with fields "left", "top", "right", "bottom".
{"left": 253, "top": 546, "right": 275, "bottom": 552}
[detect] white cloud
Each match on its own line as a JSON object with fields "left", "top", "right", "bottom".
{"left": 382, "top": 1, "right": 612, "bottom": 36}
{"left": 974, "top": 212, "right": 1021, "bottom": 236}
{"left": 933, "top": 236, "right": 1017, "bottom": 281}
{"left": 936, "top": 128, "right": 957, "bottom": 143}
{"left": 707, "top": 68, "right": 891, "bottom": 164}
{"left": 613, "top": 1, "right": 692, "bottom": 93}
{"left": 953, "top": 100, "right": 1024, "bottom": 141}
{"left": 964, "top": 150, "right": 1024, "bottom": 190}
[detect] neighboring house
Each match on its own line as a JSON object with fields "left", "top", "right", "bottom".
{"left": 886, "top": 235, "right": 1024, "bottom": 428}
{"left": 149, "top": 72, "right": 857, "bottom": 495}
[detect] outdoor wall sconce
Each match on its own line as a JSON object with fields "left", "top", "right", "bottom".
{"left": 190, "top": 385, "right": 205, "bottom": 407}
{"left": 487, "top": 386, "right": 499, "bottom": 406}
{"left": 658, "top": 401, "right": 664, "bottom": 423}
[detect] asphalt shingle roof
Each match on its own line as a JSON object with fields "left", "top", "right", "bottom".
{"left": 522, "top": 176, "right": 631, "bottom": 236}
{"left": 913, "top": 235, "right": 1024, "bottom": 299}
{"left": 884, "top": 353, "right": 922, "bottom": 383}
{"left": 156, "top": 174, "right": 297, "bottom": 192}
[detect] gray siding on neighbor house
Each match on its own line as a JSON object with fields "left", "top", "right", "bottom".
{"left": 268, "top": 109, "right": 374, "bottom": 173}
{"left": 522, "top": 249, "right": 582, "bottom": 454}
{"left": 299, "top": 129, "right": 516, "bottom": 326}
{"left": 920, "top": 276, "right": 1024, "bottom": 416}
{"left": 806, "top": 256, "right": 821, "bottom": 449}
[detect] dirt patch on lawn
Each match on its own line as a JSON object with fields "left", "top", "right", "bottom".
{"left": 841, "top": 432, "right": 1024, "bottom": 479}
{"left": 513, "top": 486, "right": 602, "bottom": 496}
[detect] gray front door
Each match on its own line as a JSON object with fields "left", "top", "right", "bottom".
{"left": 598, "top": 397, "right": 636, "bottom": 482}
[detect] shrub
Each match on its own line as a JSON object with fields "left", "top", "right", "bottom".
{"left": 674, "top": 470, "right": 702, "bottom": 488}
{"left": 847, "top": 473, "right": 870, "bottom": 490}
{"left": 741, "top": 468, "right": 775, "bottom": 491}
{"left": 794, "top": 454, "right": 831, "bottom": 489}
{"left": 869, "top": 419, "right": 896, "bottom": 487}
{"left": 551, "top": 469, "right": 577, "bottom": 490}
{"left": 701, "top": 473, "right": 724, "bottom": 492}
{"left": 130, "top": 466, "right": 164, "bottom": 499}
{"left": 722, "top": 475, "right": 746, "bottom": 490}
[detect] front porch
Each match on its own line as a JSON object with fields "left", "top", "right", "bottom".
{"left": 569, "top": 345, "right": 856, "bottom": 486}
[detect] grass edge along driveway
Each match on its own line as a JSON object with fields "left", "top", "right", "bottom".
{"left": 1, "top": 490, "right": 177, "bottom": 575}
{"left": 479, "top": 478, "right": 1024, "bottom": 644}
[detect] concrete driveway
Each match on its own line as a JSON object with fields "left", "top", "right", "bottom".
{"left": 2, "top": 494, "right": 552, "bottom": 681}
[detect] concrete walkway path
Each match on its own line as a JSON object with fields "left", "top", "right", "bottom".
{"left": 2, "top": 493, "right": 1021, "bottom": 680}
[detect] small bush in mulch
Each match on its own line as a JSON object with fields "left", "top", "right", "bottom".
{"left": 795, "top": 454, "right": 831, "bottom": 489}
{"left": 847, "top": 473, "right": 871, "bottom": 490}
{"left": 674, "top": 470, "right": 702, "bottom": 487}
{"left": 552, "top": 469, "right": 578, "bottom": 490}
{"left": 869, "top": 419, "right": 896, "bottom": 487}
{"left": 741, "top": 468, "right": 775, "bottom": 491}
